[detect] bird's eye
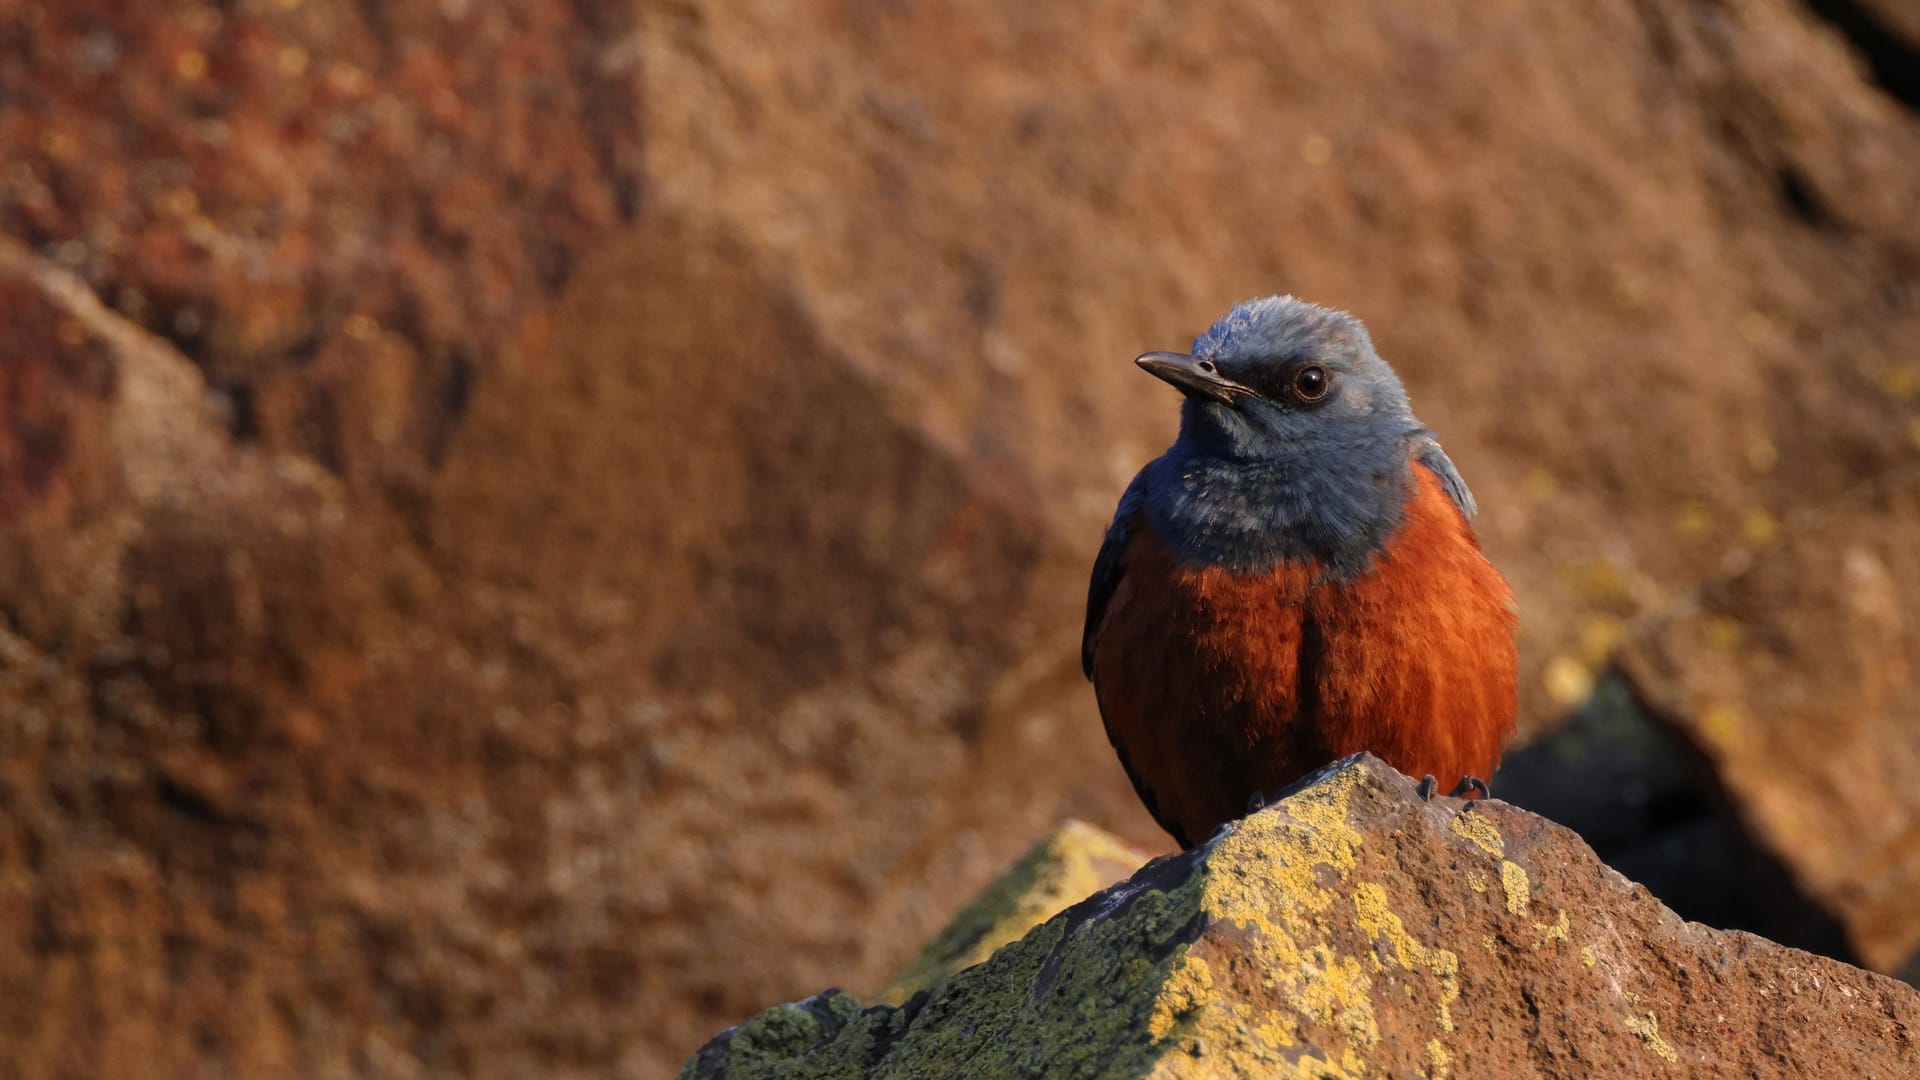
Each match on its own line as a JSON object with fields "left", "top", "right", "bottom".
{"left": 1291, "top": 365, "right": 1330, "bottom": 402}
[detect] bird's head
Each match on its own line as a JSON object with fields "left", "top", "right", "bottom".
{"left": 1138, "top": 296, "right": 1419, "bottom": 461}
{"left": 1133, "top": 296, "right": 1472, "bottom": 574}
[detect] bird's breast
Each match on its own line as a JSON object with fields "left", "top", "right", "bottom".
{"left": 1090, "top": 461, "right": 1516, "bottom": 845}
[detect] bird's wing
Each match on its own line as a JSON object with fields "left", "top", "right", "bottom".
{"left": 1410, "top": 433, "right": 1477, "bottom": 520}
{"left": 1083, "top": 470, "right": 1194, "bottom": 846}
{"left": 1082, "top": 467, "right": 1149, "bottom": 679}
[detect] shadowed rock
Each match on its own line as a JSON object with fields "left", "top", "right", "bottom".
{"left": 682, "top": 755, "right": 1920, "bottom": 1079}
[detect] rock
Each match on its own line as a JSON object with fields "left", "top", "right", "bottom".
{"left": 0, "top": 234, "right": 231, "bottom": 641}
{"left": 881, "top": 820, "right": 1147, "bottom": 1003}
{"left": 640, "top": 0, "right": 1920, "bottom": 738}
{"left": 682, "top": 755, "right": 1920, "bottom": 1079}
{"left": 1815, "top": 1, "right": 1920, "bottom": 106}
{"left": 0, "top": 0, "right": 642, "bottom": 489}
{"left": 6, "top": 1, "right": 1920, "bottom": 1075}
{"left": 1615, "top": 471, "right": 1920, "bottom": 982}
{"left": 1492, "top": 672, "right": 1853, "bottom": 968}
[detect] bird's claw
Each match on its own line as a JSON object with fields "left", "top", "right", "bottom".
{"left": 1418, "top": 774, "right": 1489, "bottom": 803}
{"left": 1449, "top": 775, "right": 1492, "bottom": 800}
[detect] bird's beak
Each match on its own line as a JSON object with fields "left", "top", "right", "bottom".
{"left": 1134, "top": 352, "right": 1244, "bottom": 404}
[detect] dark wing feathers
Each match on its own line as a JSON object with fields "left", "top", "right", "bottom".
{"left": 1081, "top": 468, "right": 1149, "bottom": 679}
{"left": 1084, "top": 469, "right": 1190, "bottom": 844}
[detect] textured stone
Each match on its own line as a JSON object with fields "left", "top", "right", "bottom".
{"left": 0, "top": 0, "right": 643, "bottom": 487}
{"left": 683, "top": 755, "right": 1920, "bottom": 1079}
{"left": 1616, "top": 471, "right": 1920, "bottom": 980}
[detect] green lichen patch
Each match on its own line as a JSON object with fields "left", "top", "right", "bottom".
{"left": 682, "top": 847, "right": 1215, "bottom": 1079}
{"left": 680, "top": 990, "right": 885, "bottom": 1080}
{"left": 872, "top": 841, "right": 1216, "bottom": 1078}
{"left": 884, "top": 820, "right": 1148, "bottom": 1002}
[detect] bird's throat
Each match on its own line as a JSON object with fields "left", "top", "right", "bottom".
{"left": 1145, "top": 444, "right": 1411, "bottom": 579}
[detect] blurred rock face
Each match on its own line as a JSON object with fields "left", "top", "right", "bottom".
{"left": 3, "top": 1, "right": 1920, "bottom": 1077}
{"left": 1618, "top": 477, "right": 1920, "bottom": 977}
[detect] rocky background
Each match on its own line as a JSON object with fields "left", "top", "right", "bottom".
{"left": 1, "top": 1, "right": 1917, "bottom": 1077}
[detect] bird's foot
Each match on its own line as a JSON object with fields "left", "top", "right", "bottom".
{"left": 1416, "top": 774, "right": 1439, "bottom": 800}
{"left": 1449, "top": 775, "right": 1492, "bottom": 800}
{"left": 1246, "top": 791, "right": 1269, "bottom": 814}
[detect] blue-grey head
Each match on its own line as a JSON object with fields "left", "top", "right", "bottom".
{"left": 1130, "top": 295, "right": 1476, "bottom": 576}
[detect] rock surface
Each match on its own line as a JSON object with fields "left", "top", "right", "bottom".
{"left": 3, "top": 0, "right": 1920, "bottom": 1075}
{"left": 882, "top": 820, "right": 1148, "bottom": 1004}
{"left": 683, "top": 755, "right": 1920, "bottom": 1079}
{"left": 1490, "top": 673, "right": 1855, "bottom": 969}
{"left": 1617, "top": 469, "right": 1920, "bottom": 981}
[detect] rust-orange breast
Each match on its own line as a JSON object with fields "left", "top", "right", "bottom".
{"left": 1089, "top": 462, "right": 1517, "bottom": 847}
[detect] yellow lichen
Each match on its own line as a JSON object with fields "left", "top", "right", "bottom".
{"left": 1426, "top": 1037, "right": 1452, "bottom": 1080}
{"left": 1500, "top": 861, "right": 1531, "bottom": 916}
{"left": 1296, "top": 950, "right": 1378, "bottom": 1048}
{"left": 1466, "top": 869, "right": 1488, "bottom": 893}
{"left": 1625, "top": 1012, "right": 1678, "bottom": 1063}
{"left": 1353, "top": 883, "right": 1461, "bottom": 1033}
{"left": 1537, "top": 910, "right": 1570, "bottom": 946}
{"left": 1165, "top": 763, "right": 1384, "bottom": 1077}
{"left": 1149, "top": 955, "right": 1215, "bottom": 1040}
{"left": 1431, "top": 952, "right": 1460, "bottom": 1034}
{"left": 1450, "top": 811, "right": 1505, "bottom": 859}
{"left": 1255, "top": 1014, "right": 1297, "bottom": 1049}
{"left": 1580, "top": 946, "right": 1597, "bottom": 968}
{"left": 1272, "top": 1054, "right": 1363, "bottom": 1080}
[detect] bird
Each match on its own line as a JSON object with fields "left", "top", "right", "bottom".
{"left": 1082, "top": 296, "right": 1517, "bottom": 849}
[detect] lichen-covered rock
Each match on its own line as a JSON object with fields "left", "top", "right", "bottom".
{"left": 682, "top": 755, "right": 1920, "bottom": 1079}
{"left": 882, "top": 820, "right": 1147, "bottom": 1003}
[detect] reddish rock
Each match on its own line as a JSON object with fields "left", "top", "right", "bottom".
{"left": 1618, "top": 472, "right": 1920, "bottom": 980}
{"left": 0, "top": 0, "right": 642, "bottom": 485}
{"left": 0, "top": 274, "right": 115, "bottom": 528}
